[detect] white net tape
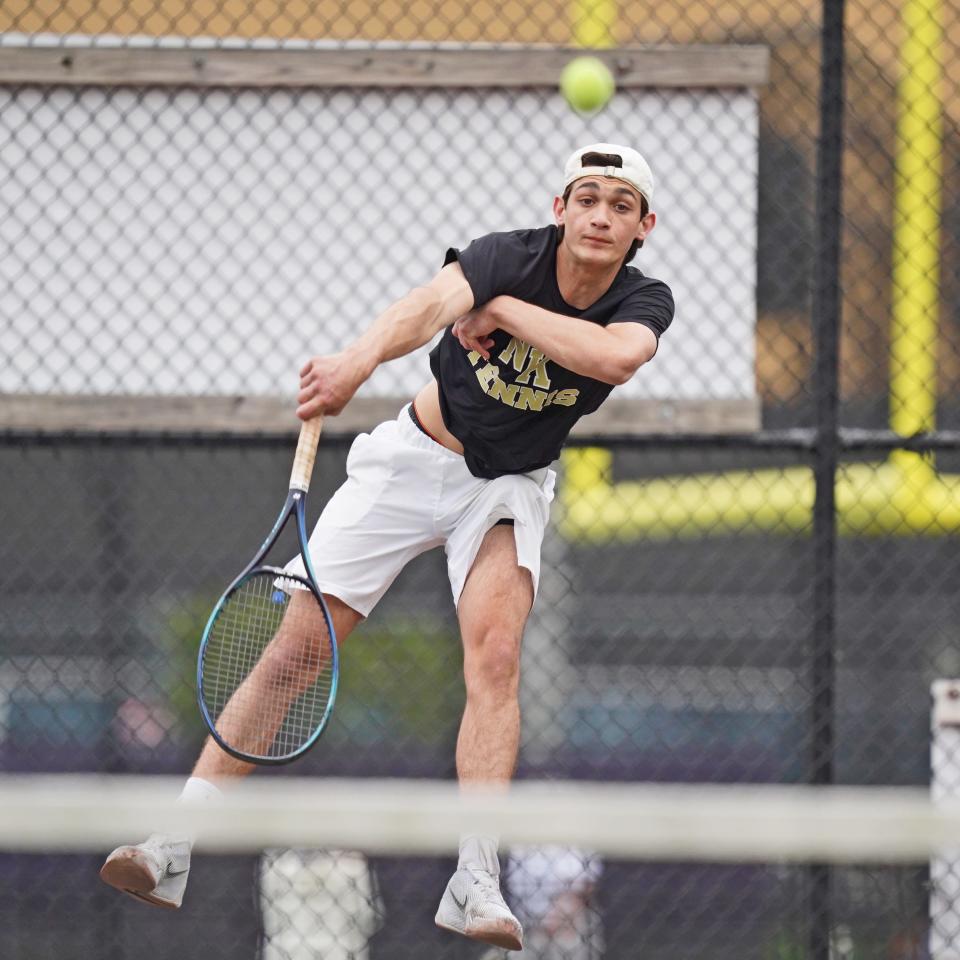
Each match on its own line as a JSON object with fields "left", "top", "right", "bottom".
{"left": 1, "top": 775, "right": 957, "bottom": 862}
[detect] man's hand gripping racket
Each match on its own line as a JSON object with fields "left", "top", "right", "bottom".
{"left": 197, "top": 416, "right": 338, "bottom": 764}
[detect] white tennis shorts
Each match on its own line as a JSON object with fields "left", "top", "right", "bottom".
{"left": 283, "top": 405, "right": 556, "bottom": 617}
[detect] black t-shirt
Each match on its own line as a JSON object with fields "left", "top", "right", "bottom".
{"left": 428, "top": 225, "right": 674, "bottom": 479}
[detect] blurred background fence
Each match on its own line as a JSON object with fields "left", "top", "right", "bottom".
{"left": 1, "top": 0, "right": 959, "bottom": 958}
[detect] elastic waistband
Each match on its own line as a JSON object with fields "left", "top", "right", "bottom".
{"left": 396, "top": 404, "right": 553, "bottom": 490}
{"left": 397, "top": 404, "right": 459, "bottom": 458}
{"left": 408, "top": 400, "right": 436, "bottom": 440}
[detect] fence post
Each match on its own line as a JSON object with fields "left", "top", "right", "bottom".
{"left": 810, "top": 0, "right": 846, "bottom": 956}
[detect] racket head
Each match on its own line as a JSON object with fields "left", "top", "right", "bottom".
{"left": 197, "top": 566, "right": 339, "bottom": 765}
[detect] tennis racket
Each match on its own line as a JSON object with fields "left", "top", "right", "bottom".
{"left": 197, "top": 416, "right": 338, "bottom": 765}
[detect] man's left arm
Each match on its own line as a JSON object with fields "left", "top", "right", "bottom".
{"left": 455, "top": 295, "right": 658, "bottom": 386}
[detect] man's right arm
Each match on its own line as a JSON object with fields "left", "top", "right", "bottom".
{"left": 296, "top": 262, "right": 475, "bottom": 420}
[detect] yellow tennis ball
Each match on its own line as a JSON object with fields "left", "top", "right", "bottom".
{"left": 560, "top": 56, "right": 616, "bottom": 113}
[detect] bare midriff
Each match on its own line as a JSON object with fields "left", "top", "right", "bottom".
{"left": 412, "top": 380, "right": 464, "bottom": 455}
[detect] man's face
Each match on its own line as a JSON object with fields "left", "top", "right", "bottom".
{"left": 554, "top": 177, "right": 655, "bottom": 268}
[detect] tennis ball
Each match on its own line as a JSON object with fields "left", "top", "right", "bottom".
{"left": 560, "top": 56, "right": 615, "bottom": 113}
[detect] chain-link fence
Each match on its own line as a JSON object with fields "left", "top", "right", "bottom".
{"left": 2, "top": 0, "right": 959, "bottom": 957}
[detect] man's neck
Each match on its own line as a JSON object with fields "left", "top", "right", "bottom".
{"left": 555, "top": 242, "right": 620, "bottom": 310}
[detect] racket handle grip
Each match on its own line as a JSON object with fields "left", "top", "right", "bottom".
{"left": 290, "top": 416, "right": 324, "bottom": 491}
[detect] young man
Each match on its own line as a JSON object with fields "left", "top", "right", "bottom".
{"left": 100, "top": 142, "right": 674, "bottom": 952}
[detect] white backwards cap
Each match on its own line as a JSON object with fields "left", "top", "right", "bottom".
{"left": 563, "top": 142, "right": 655, "bottom": 204}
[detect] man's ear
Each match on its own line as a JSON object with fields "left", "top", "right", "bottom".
{"left": 553, "top": 194, "right": 566, "bottom": 227}
{"left": 636, "top": 210, "right": 657, "bottom": 243}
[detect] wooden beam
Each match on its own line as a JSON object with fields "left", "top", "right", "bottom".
{"left": 0, "top": 44, "right": 769, "bottom": 89}
{"left": 0, "top": 394, "right": 761, "bottom": 437}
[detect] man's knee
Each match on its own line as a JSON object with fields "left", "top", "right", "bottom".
{"left": 464, "top": 626, "right": 522, "bottom": 697}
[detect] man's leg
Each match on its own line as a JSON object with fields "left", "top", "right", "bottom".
{"left": 99, "top": 592, "right": 364, "bottom": 908}
{"left": 436, "top": 524, "right": 532, "bottom": 951}
{"left": 455, "top": 524, "right": 532, "bottom": 785}
{"left": 191, "top": 592, "right": 364, "bottom": 783}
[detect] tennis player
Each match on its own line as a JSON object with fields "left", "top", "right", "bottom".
{"left": 100, "top": 142, "right": 674, "bottom": 952}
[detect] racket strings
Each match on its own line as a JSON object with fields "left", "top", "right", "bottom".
{"left": 201, "top": 572, "right": 334, "bottom": 761}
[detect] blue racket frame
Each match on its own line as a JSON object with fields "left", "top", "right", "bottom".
{"left": 196, "top": 487, "right": 339, "bottom": 765}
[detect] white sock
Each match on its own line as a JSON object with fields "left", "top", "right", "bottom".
{"left": 171, "top": 777, "right": 223, "bottom": 843}
{"left": 177, "top": 776, "right": 223, "bottom": 807}
{"left": 458, "top": 834, "right": 500, "bottom": 875}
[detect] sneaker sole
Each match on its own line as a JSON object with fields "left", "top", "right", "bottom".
{"left": 433, "top": 920, "right": 523, "bottom": 950}
{"left": 100, "top": 848, "right": 179, "bottom": 910}
{"left": 465, "top": 917, "right": 523, "bottom": 952}
{"left": 436, "top": 914, "right": 522, "bottom": 952}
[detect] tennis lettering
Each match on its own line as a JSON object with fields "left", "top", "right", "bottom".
{"left": 468, "top": 338, "right": 580, "bottom": 410}
{"left": 499, "top": 338, "right": 551, "bottom": 389}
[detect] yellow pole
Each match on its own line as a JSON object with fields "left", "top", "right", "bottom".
{"left": 889, "top": 0, "right": 943, "bottom": 488}
{"left": 557, "top": 0, "right": 960, "bottom": 543}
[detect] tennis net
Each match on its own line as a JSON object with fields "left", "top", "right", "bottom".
{"left": 0, "top": 775, "right": 957, "bottom": 860}
{"left": 0, "top": 774, "right": 956, "bottom": 959}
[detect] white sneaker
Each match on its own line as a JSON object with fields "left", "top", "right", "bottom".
{"left": 99, "top": 834, "right": 192, "bottom": 909}
{"left": 435, "top": 866, "right": 523, "bottom": 951}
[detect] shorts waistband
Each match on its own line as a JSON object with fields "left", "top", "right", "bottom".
{"left": 396, "top": 404, "right": 553, "bottom": 489}
{"left": 397, "top": 403, "right": 459, "bottom": 458}
{"left": 408, "top": 400, "right": 440, "bottom": 442}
